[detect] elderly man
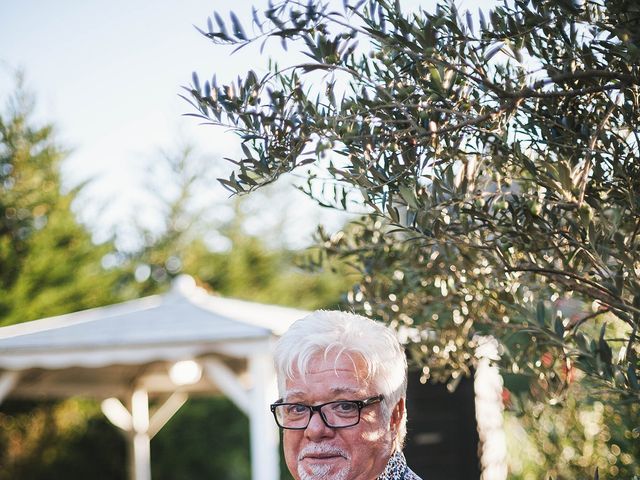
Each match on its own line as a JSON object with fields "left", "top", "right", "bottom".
{"left": 270, "top": 310, "right": 422, "bottom": 480}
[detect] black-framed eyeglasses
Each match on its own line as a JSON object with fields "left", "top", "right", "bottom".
{"left": 270, "top": 394, "right": 383, "bottom": 430}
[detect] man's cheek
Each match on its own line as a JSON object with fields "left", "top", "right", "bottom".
{"left": 283, "top": 436, "right": 299, "bottom": 478}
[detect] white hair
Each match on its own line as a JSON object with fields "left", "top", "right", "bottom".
{"left": 274, "top": 310, "right": 408, "bottom": 450}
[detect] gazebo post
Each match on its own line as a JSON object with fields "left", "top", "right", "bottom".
{"left": 249, "top": 353, "right": 279, "bottom": 480}
{"left": 103, "top": 390, "right": 189, "bottom": 480}
{"left": 128, "top": 388, "right": 152, "bottom": 480}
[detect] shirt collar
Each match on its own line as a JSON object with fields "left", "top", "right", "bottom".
{"left": 377, "top": 451, "right": 410, "bottom": 480}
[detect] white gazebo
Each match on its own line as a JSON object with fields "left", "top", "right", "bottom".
{"left": 0, "top": 275, "right": 308, "bottom": 480}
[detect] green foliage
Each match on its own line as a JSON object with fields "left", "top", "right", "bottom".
{"left": 122, "top": 144, "right": 351, "bottom": 309}
{"left": 152, "top": 397, "right": 250, "bottom": 480}
{"left": 185, "top": 213, "right": 350, "bottom": 310}
{"left": 2, "top": 195, "right": 118, "bottom": 325}
{"left": 506, "top": 391, "right": 640, "bottom": 479}
{"left": 187, "top": 0, "right": 640, "bottom": 403}
{"left": 0, "top": 81, "right": 121, "bottom": 326}
{"left": 0, "top": 399, "right": 125, "bottom": 480}
{"left": 186, "top": 0, "right": 640, "bottom": 475}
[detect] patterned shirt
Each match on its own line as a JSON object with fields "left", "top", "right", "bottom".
{"left": 377, "top": 451, "right": 422, "bottom": 480}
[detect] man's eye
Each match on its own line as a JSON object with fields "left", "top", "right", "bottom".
{"left": 332, "top": 401, "right": 358, "bottom": 413}
{"left": 285, "top": 404, "right": 308, "bottom": 415}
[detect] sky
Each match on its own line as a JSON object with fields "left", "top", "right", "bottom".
{"left": 0, "top": 0, "right": 494, "bottom": 251}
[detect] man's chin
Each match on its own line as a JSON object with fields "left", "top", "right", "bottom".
{"left": 298, "top": 457, "right": 348, "bottom": 480}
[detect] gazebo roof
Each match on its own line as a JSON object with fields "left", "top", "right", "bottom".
{"left": 0, "top": 275, "right": 309, "bottom": 404}
{"left": 0, "top": 275, "right": 307, "bottom": 372}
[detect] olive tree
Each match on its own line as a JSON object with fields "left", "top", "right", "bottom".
{"left": 184, "top": 0, "right": 639, "bottom": 429}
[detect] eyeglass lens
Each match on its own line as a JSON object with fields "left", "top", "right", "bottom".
{"left": 274, "top": 401, "right": 361, "bottom": 428}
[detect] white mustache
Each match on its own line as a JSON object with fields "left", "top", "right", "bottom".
{"left": 298, "top": 444, "right": 350, "bottom": 461}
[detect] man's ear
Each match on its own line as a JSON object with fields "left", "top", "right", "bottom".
{"left": 390, "top": 397, "right": 405, "bottom": 432}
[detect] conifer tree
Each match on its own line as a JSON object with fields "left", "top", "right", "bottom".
{"left": 0, "top": 81, "right": 119, "bottom": 326}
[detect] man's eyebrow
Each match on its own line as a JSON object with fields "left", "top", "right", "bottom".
{"left": 328, "top": 386, "right": 363, "bottom": 396}
{"left": 283, "top": 390, "right": 306, "bottom": 401}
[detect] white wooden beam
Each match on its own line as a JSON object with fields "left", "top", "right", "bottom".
{"left": 101, "top": 397, "right": 132, "bottom": 432}
{"left": 130, "top": 388, "right": 151, "bottom": 480}
{"left": 148, "top": 392, "right": 188, "bottom": 439}
{"left": 248, "top": 353, "right": 279, "bottom": 480}
{"left": 0, "top": 371, "right": 19, "bottom": 406}
{"left": 131, "top": 389, "right": 149, "bottom": 433}
{"left": 203, "top": 358, "right": 250, "bottom": 415}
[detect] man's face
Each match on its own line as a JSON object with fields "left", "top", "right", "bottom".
{"left": 282, "top": 351, "right": 401, "bottom": 480}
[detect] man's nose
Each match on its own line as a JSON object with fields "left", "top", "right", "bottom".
{"left": 304, "top": 411, "right": 334, "bottom": 439}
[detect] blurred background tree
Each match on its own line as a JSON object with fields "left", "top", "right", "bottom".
{"left": 0, "top": 76, "right": 122, "bottom": 326}
{"left": 186, "top": 0, "right": 640, "bottom": 477}
{"left": 122, "top": 141, "right": 349, "bottom": 308}
{"left": 0, "top": 77, "right": 129, "bottom": 479}
{"left": 506, "top": 391, "right": 639, "bottom": 479}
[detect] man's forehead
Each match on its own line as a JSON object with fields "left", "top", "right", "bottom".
{"left": 287, "top": 385, "right": 362, "bottom": 396}
{"left": 285, "top": 365, "right": 367, "bottom": 385}
{"left": 280, "top": 350, "right": 375, "bottom": 399}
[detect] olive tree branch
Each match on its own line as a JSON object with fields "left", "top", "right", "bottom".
{"left": 578, "top": 101, "right": 617, "bottom": 205}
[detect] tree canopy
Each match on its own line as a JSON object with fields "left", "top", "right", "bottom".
{"left": 186, "top": 0, "right": 639, "bottom": 475}
{"left": 187, "top": 0, "right": 639, "bottom": 400}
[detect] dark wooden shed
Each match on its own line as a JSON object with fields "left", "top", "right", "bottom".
{"left": 404, "top": 371, "right": 482, "bottom": 480}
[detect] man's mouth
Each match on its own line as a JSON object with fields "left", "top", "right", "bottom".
{"left": 304, "top": 453, "right": 342, "bottom": 459}
{"left": 299, "top": 447, "right": 348, "bottom": 461}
